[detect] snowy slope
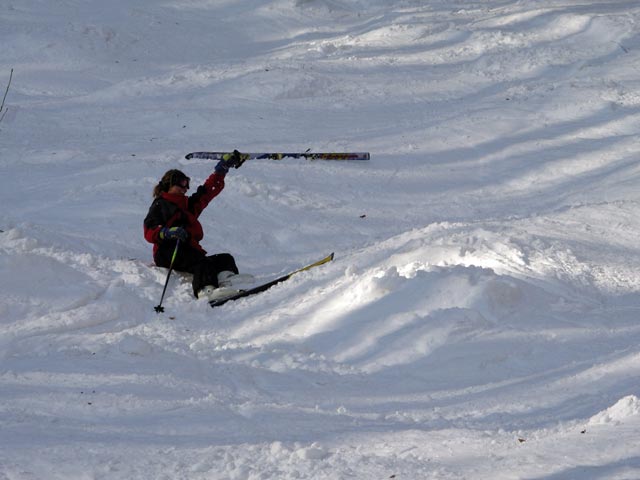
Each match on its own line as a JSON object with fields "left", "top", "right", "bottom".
{"left": 2, "top": 0, "right": 640, "bottom": 478}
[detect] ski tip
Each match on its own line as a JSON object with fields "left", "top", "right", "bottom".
{"left": 184, "top": 153, "right": 193, "bottom": 160}
{"left": 329, "top": 252, "right": 335, "bottom": 261}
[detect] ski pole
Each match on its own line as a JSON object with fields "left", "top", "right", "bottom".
{"left": 154, "top": 239, "right": 180, "bottom": 313}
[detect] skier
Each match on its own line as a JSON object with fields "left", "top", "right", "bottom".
{"left": 144, "top": 150, "right": 247, "bottom": 300}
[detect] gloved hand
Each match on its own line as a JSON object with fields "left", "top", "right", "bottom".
{"left": 159, "top": 226, "right": 188, "bottom": 242}
{"left": 215, "top": 149, "right": 248, "bottom": 173}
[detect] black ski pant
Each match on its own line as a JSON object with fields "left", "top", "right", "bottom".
{"left": 154, "top": 241, "right": 238, "bottom": 297}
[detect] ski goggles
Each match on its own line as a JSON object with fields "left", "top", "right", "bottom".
{"left": 171, "top": 176, "right": 190, "bottom": 190}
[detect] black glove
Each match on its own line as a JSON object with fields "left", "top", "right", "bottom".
{"left": 215, "top": 149, "right": 248, "bottom": 173}
{"left": 159, "top": 226, "right": 188, "bottom": 242}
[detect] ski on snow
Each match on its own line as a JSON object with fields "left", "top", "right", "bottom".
{"left": 186, "top": 151, "right": 370, "bottom": 161}
{"left": 209, "top": 253, "right": 335, "bottom": 308}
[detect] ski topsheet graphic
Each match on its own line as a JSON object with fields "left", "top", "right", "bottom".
{"left": 186, "top": 152, "right": 370, "bottom": 161}
{"left": 209, "top": 253, "right": 335, "bottom": 308}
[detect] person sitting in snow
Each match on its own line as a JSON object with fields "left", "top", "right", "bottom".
{"left": 144, "top": 150, "right": 248, "bottom": 300}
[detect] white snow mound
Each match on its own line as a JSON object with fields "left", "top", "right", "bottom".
{"left": 588, "top": 395, "right": 640, "bottom": 425}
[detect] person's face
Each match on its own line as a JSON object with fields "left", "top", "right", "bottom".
{"left": 168, "top": 178, "right": 189, "bottom": 195}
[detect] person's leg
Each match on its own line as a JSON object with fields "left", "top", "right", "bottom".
{"left": 155, "top": 241, "right": 204, "bottom": 269}
{"left": 192, "top": 253, "right": 239, "bottom": 298}
{"left": 207, "top": 253, "right": 239, "bottom": 276}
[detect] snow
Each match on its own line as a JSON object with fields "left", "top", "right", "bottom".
{"left": 1, "top": 0, "right": 640, "bottom": 478}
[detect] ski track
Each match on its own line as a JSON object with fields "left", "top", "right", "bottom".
{"left": 2, "top": 0, "right": 640, "bottom": 478}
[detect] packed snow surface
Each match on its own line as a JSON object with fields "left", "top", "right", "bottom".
{"left": 2, "top": 0, "right": 640, "bottom": 478}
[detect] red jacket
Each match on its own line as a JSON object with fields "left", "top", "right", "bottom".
{"left": 143, "top": 172, "right": 225, "bottom": 257}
